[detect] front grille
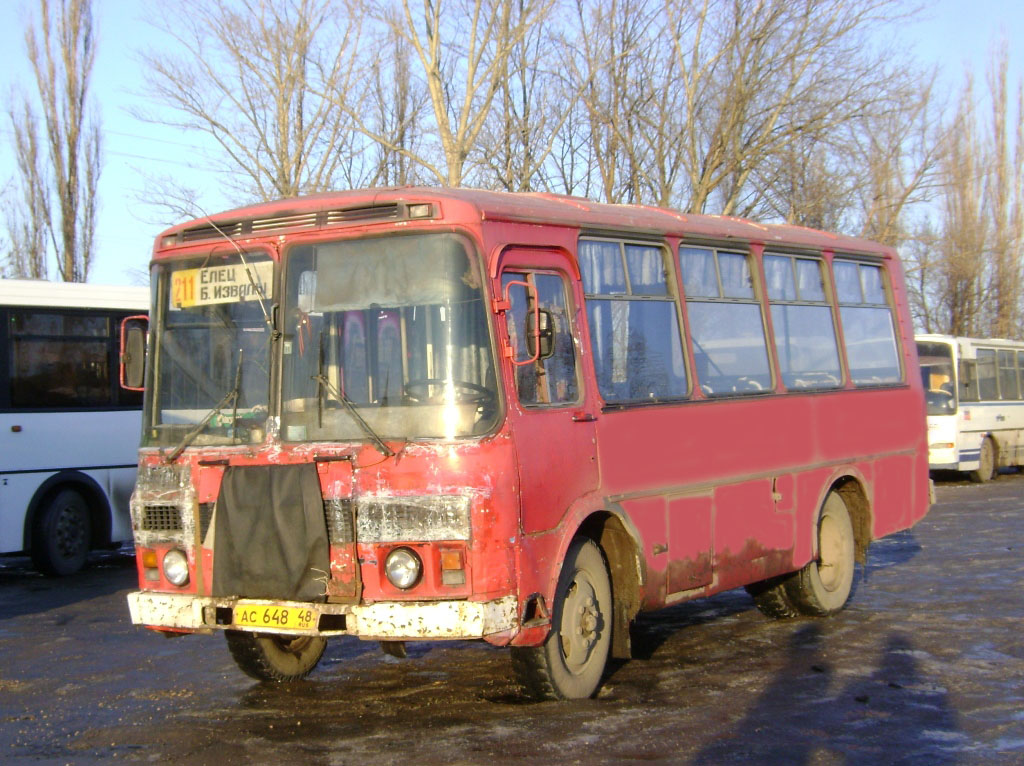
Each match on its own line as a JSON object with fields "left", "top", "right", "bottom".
{"left": 199, "top": 502, "right": 214, "bottom": 539}
{"left": 250, "top": 212, "right": 319, "bottom": 232}
{"left": 173, "top": 204, "right": 404, "bottom": 245}
{"left": 140, "top": 504, "right": 183, "bottom": 532}
{"left": 324, "top": 204, "right": 400, "bottom": 224}
{"left": 180, "top": 221, "right": 245, "bottom": 242}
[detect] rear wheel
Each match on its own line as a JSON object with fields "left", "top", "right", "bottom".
{"left": 784, "top": 493, "right": 856, "bottom": 616}
{"left": 511, "top": 538, "right": 612, "bottom": 700}
{"left": 225, "top": 631, "right": 326, "bottom": 682}
{"left": 969, "top": 437, "right": 997, "bottom": 483}
{"left": 31, "top": 489, "right": 91, "bottom": 576}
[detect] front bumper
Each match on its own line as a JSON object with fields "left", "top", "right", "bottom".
{"left": 127, "top": 591, "right": 518, "bottom": 641}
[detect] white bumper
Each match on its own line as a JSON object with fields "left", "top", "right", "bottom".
{"left": 127, "top": 591, "right": 518, "bottom": 640}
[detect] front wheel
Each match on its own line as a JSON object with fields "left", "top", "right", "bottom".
{"left": 225, "top": 631, "right": 326, "bottom": 682}
{"left": 511, "top": 538, "right": 612, "bottom": 700}
{"left": 31, "top": 489, "right": 91, "bottom": 576}
{"left": 784, "top": 492, "right": 856, "bottom": 616}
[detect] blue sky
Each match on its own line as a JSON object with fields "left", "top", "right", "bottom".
{"left": 0, "top": 0, "right": 1021, "bottom": 286}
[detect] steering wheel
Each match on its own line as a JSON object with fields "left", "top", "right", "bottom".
{"left": 403, "top": 378, "right": 494, "bottom": 405}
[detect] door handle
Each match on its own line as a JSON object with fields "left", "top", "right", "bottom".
{"left": 572, "top": 411, "right": 596, "bottom": 423}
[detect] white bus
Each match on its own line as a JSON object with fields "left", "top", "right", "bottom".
{"left": 915, "top": 334, "right": 1024, "bottom": 481}
{"left": 0, "top": 279, "right": 148, "bottom": 574}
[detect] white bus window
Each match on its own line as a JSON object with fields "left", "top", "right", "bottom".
{"left": 997, "top": 350, "right": 1019, "bottom": 400}
{"left": 976, "top": 349, "right": 999, "bottom": 401}
{"left": 10, "top": 311, "right": 113, "bottom": 408}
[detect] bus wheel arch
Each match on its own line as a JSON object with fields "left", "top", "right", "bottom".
{"left": 832, "top": 476, "right": 871, "bottom": 566}
{"left": 25, "top": 472, "right": 112, "bottom": 575}
{"left": 577, "top": 511, "right": 643, "bottom": 660}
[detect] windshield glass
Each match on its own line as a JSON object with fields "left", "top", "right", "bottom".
{"left": 142, "top": 252, "right": 274, "bottom": 447}
{"left": 916, "top": 340, "right": 956, "bottom": 416}
{"left": 282, "top": 233, "right": 499, "bottom": 441}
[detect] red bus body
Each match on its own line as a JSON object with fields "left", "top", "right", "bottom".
{"left": 127, "top": 188, "right": 931, "bottom": 697}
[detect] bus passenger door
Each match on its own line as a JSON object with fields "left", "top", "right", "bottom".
{"left": 498, "top": 253, "right": 599, "bottom": 535}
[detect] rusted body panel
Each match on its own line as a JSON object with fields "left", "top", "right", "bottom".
{"left": 128, "top": 187, "right": 931, "bottom": 655}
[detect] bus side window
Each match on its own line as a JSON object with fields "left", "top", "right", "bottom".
{"left": 10, "top": 310, "right": 112, "bottom": 408}
{"left": 958, "top": 360, "right": 978, "bottom": 402}
{"left": 976, "top": 349, "right": 999, "bottom": 401}
{"left": 501, "top": 272, "right": 580, "bottom": 407}
{"left": 581, "top": 240, "right": 687, "bottom": 404}
{"left": 997, "top": 350, "right": 1020, "bottom": 400}
{"left": 679, "top": 246, "right": 771, "bottom": 396}
{"left": 833, "top": 260, "right": 901, "bottom": 386}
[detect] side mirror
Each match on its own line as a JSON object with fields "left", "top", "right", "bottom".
{"left": 120, "top": 315, "right": 149, "bottom": 391}
{"left": 527, "top": 309, "right": 555, "bottom": 360}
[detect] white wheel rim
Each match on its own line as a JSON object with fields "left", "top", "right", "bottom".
{"left": 559, "top": 571, "right": 603, "bottom": 675}
{"left": 818, "top": 512, "right": 849, "bottom": 592}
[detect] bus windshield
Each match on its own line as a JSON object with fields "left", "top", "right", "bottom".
{"left": 281, "top": 233, "right": 499, "bottom": 441}
{"left": 916, "top": 340, "right": 956, "bottom": 415}
{"left": 143, "top": 252, "right": 274, "bottom": 448}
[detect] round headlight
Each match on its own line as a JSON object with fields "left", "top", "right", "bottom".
{"left": 385, "top": 547, "right": 422, "bottom": 590}
{"left": 162, "top": 549, "right": 190, "bottom": 586}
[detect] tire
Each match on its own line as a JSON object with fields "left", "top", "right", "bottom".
{"left": 511, "top": 538, "right": 612, "bottom": 700}
{"left": 31, "top": 489, "right": 91, "bottom": 576}
{"left": 745, "top": 573, "right": 800, "bottom": 619}
{"left": 969, "top": 437, "right": 997, "bottom": 483}
{"left": 225, "top": 631, "right": 327, "bottom": 682}
{"left": 783, "top": 493, "right": 856, "bottom": 617}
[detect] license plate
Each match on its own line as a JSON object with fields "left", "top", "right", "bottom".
{"left": 233, "top": 603, "right": 318, "bottom": 631}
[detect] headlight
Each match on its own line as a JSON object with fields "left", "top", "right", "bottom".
{"left": 162, "top": 549, "right": 190, "bottom": 586}
{"left": 384, "top": 547, "right": 422, "bottom": 590}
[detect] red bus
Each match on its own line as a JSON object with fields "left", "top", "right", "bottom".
{"left": 125, "top": 188, "right": 931, "bottom": 699}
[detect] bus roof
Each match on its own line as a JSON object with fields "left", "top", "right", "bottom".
{"left": 916, "top": 334, "right": 1024, "bottom": 349}
{"left": 155, "top": 187, "right": 894, "bottom": 257}
{"left": 0, "top": 279, "right": 149, "bottom": 310}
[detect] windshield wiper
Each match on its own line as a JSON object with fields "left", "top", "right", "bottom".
{"left": 313, "top": 332, "right": 394, "bottom": 458}
{"left": 313, "top": 374, "right": 394, "bottom": 458}
{"left": 163, "top": 350, "right": 244, "bottom": 463}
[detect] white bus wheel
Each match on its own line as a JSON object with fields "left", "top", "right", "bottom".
{"left": 31, "top": 489, "right": 91, "bottom": 576}
{"left": 969, "top": 438, "right": 997, "bottom": 483}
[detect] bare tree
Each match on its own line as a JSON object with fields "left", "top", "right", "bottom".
{"left": 7, "top": 0, "right": 101, "bottom": 282}
{"left": 352, "top": 0, "right": 554, "bottom": 187}
{"left": 473, "top": 0, "right": 569, "bottom": 192}
{"left": 662, "top": 0, "right": 913, "bottom": 216}
{"left": 362, "top": 11, "right": 430, "bottom": 187}
{"left": 756, "top": 134, "right": 851, "bottom": 231}
{"left": 852, "top": 76, "right": 945, "bottom": 248}
{"left": 563, "top": 0, "right": 668, "bottom": 204}
{"left": 934, "top": 79, "right": 989, "bottom": 337}
{"left": 985, "top": 48, "right": 1024, "bottom": 339}
{"left": 4, "top": 99, "right": 51, "bottom": 279}
{"left": 138, "top": 0, "right": 366, "bottom": 204}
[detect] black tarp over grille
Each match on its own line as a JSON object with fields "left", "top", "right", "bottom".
{"left": 212, "top": 464, "right": 329, "bottom": 602}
